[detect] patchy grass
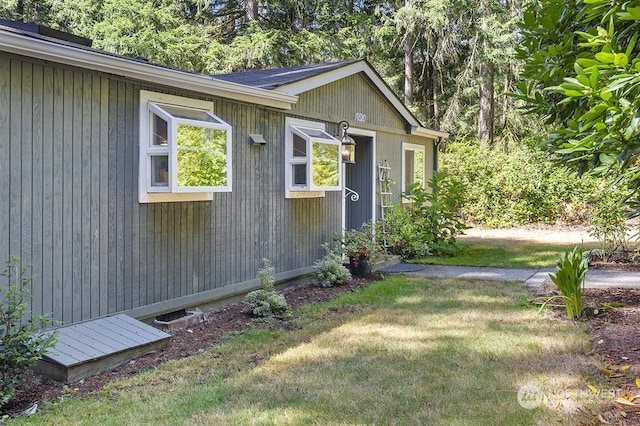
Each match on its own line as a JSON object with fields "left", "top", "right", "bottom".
{"left": 12, "top": 276, "right": 607, "bottom": 425}
{"left": 416, "top": 240, "right": 600, "bottom": 269}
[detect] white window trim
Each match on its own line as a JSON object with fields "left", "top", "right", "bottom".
{"left": 284, "top": 117, "right": 342, "bottom": 199}
{"left": 401, "top": 142, "right": 426, "bottom": 200}
{"left": 139, "top": 90, "right": 232, "bottom": 203}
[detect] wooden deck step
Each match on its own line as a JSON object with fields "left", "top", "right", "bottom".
{"left": 35, "top": 314, "right": 171, "bottom": 383}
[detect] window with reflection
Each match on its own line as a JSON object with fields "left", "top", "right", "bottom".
{"left": 139, "top": 91, "right": 232, "bottom": 203}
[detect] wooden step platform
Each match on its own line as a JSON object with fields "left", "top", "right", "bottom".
{"left": 35, "top": 314, "right": 171, "bottom": 383}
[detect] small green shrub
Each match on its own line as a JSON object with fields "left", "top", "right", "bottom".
{"left": 381, "top": 171, "right": 466, "bottom": 259}
{"left": 243, "top": 259, "right": 290, "bottom": 317}
{"left": 1, "top": 256, "right": 57, "bottom": 408}
{"left": 588, "top": 186, "right": 630, "bottom": 257}
{"left": 545, "top": 247, "right": 589, "bottom": 319}
{"left": 313, "top": 248, "right": 351, "bottom": 288}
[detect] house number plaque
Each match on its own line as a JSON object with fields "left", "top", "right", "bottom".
{"left": 354, "top": 112, "right": 366, "bottom": 123}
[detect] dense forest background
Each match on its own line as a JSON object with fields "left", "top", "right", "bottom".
{"left": 3, "top": 0, "right": 634, "bottom": 234}
{"left": 0, "top": 0, "right": 532, "bottom": 144}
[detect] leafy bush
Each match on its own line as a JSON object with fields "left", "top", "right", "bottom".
{"left": 337, "top": 221, "right": 384, "bottom": 264}
{"left": 588, "top": 186, "right": 630, "bottom": 257}
{"left": 1, "top": 256, "right": 57, "bottom": 408}
{"left": 313, "top": 248, "right": 351, "bottom": 288}
{"left": 243, "top": 259, "right": 289, "bottom": 317}
{"left": 545, "top": 247, "right": 588, "bottom": 319}
{"left": 382, "top": 171, "right": 466, "bottom": 259}
{"left": 441, "top": 138, "right": 599, "bottom": 227}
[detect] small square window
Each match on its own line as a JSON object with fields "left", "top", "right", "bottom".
{"left": 285, "top": 118, "right": 342, "bottom": 198}
{"left": 402, "top": 142, "right": 426, "bottom": 198}
{"left": 139, "top": 91, "right": 232, "bottom": 203}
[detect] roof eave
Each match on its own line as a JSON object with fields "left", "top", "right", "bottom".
{"left": 0, "top": 29, "right": 297, "bottom": 110}
{"left": 410, "top": 126, "right": 450, "bottom": 140}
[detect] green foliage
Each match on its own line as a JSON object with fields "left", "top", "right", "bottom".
{"left": 382, "top": 171, "right": 466, "bottom": 259}
{"left": 313, "top": 248, "right": 351, "bottom": 288}
{"left": 441, "top": 138, "right": 600, "bottom": 227}
{"left": 243, "top": 259, "right": 289, "bottom": 317}
{"left": 517, "top": 0, "right": 640, "bottom": 194}
{"left": 1, "top": 256, "right": 57, "bottom": 408}
{"left": 337, "top": 222, "right": 383, "bottom": 263}
{"left": 546, "top": 247, "right": 589, "bottom": 319}
{"left": 588, "top": 186, "right": 630, "bottom": 257}
{"left": 176, "top": 126, "right": 227, "bottom": 188}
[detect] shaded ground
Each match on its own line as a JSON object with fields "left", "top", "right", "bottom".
{"left": 2, "top": 276, "right": 377, "bottom": 418}
{"left": 4, "top": 225, "right": 640, "bottom": 423}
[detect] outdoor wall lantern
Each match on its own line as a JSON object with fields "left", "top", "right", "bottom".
{"left": 338, "top": 120, "right": 356, "bottom": 164}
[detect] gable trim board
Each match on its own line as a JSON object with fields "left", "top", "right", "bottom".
{"left": 0, "top": 25, "right": 297, "bottom": 110}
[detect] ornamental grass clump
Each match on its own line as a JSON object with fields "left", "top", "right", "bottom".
{"left": 243, "top": 258, "right": 289, "bottom": 317}
{"left": 546, "top": 247, "right": 589, "bottom": 319}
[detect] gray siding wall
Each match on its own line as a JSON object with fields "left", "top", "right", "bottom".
{"left": 292, "top": 74, "right": 436, "bottom": 207}
{"left": 0, "top": 53, "right": 341, "bottom": 324}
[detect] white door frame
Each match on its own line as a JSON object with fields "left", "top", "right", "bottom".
{"left": 341, "top": 127, "right": 376, "bottom": 232}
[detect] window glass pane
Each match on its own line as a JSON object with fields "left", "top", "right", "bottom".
{"left": 151, "top": 155, "right": 169, "bottom": 186}
{"left": 161, "top": 105, "right": 222, "bottom": 124}
{"left": 152, "top": 113, "right": 168, "bottom": 146}
{"left": 311, "top": 142, "right": 339, "bottom": 187}
{"left": 176, "top": 125, "right": 228, "bottom": 187}
{"left": 293, "top": 133, "right": 306, "bottom": 157}
{"left": 414, "top": 150, "right": 424, "bottom": 184}
{"left": 404, "top": 150, "right": 414, "bottom": 186}
{"left": 292, "top": 164, "right": 307, "bottom": 186}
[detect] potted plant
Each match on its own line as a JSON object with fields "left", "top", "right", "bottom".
{"left": 337, "top": 222, "right": 383, "bottom": 276}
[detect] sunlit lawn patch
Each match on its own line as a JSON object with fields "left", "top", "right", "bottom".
{"left": 14, "top": 276, "right": 606, "bottom": 425}
{"left": 416, "top": 240, "right": 600, "bottom": 269}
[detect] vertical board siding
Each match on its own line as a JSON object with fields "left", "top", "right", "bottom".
{"left": 0, "top": 58, "right": 9, "bottom": 264}
{"left": 1, "top": 54, "right": 351, "bottom": 323}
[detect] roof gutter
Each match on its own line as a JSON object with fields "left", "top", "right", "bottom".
{"left": 0, "top": 29, "right": 297, "bottom": 110}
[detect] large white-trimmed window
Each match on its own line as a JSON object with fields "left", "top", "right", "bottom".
{"left": 401, "top": 143, "right": 426, "bottom": 200}
{"left": 139, "top": 90, "right": 232, "bottom": 203}
{"left": 285, "top": 117, "right": 342, "bottom": 198}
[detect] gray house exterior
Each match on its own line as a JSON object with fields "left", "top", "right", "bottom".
{"left": 0, "top": 22, "right": 447, "bottom": 326}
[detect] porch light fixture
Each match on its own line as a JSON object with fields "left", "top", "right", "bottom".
{"left": 338, "top": 120, "right": 356, "bottom": 164}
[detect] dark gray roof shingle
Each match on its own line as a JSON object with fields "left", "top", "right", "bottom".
{"left": 214, "top": 60, "right": 359, "bottom": 90}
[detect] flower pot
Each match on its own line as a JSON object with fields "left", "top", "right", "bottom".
{"left": 349, "top": 258, "right": 371, "bottom": 276}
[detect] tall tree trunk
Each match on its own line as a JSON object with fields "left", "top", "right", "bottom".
{"left": 501, "top": 66, "right": 512, "bottom": 132}
{"left": 404, "top": 0, "right": 413, "bottom": 105}
{"left": 477, "top": 0, "right": 495, "bottom": 144}
{"left": 245, "top": 0, "right": 258, "bottom": 21}
{"left": 477, "top": 61, "right": 494, "bottom": 143}
{"left": 404, "top": 31, "right": 414, "bottom": 105}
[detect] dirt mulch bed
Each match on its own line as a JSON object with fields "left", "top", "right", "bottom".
{"left": 1, "top": 276, "right": 377, "bottom": 418}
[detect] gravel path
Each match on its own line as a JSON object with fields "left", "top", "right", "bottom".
{"left": 459, "top": 225, "right": 598, "bottom": 245}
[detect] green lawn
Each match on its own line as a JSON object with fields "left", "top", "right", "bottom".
{"left": 415, "top": 240, "right": 600, "bottom": 269}
{"left": 13, "top": 276, "right": 607, "bottom": 425}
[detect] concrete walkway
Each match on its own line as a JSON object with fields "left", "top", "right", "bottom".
{"left": 384, "top": 264, "right": 640, "bottom": 292}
